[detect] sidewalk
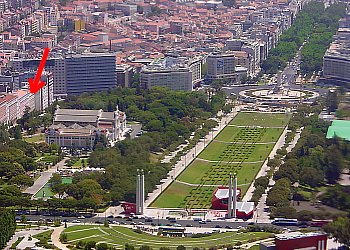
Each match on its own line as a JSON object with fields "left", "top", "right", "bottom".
{"left": 51, "top": 226, "right": 70, "bottom": 250}
{"left": 24, "top": 157, "right": 68, "bottom": 199}
{"left": 253, "top": 127, "right": 303, "bottom": 223}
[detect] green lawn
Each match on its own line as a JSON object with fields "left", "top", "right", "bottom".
{"left": 230, "top": 112, "right": 290, "bottom": 127}
{"left": 34, "top": 177, "right": 72, "bottom": 198}
{"left": 198, "top": 141, "right": 228, "bottom": 161}
{"left": 177, "top": 160, "right": 213, "bottom": 184}
{"left": 24, "top": 134, "right": 45, "bottom": 143}
{"left": 152, "top": 112, "right": 290, "bottom": 209}
{"left": 152, "top": 182, "right": 192, "bottom": 208}
{"left": 63, "top": 225, "right": 272, "bottom": 249}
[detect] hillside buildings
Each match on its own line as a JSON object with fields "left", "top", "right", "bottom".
{"left": 45, "top": 106, "right": 126, "bottom": 149}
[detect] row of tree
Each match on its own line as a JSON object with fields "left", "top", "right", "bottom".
{"left": 300, "top": 3, "right": 346, "bottom": 75}
{"left": 0, "top": 208, "right": 16, "bottom": 249}
{"left": 262, "top": 2, "right": 346, "bottom": 75}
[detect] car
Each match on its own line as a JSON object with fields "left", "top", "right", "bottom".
{"left": 185, "top": 224, "right": 193, "bottom": 227}
{"left": 120, "top": 221, "right": 126, "bottom": 225}
{"left": 215, "top": 225, "right": 222, "bottom": 228}
{"left": 248, "top": 222, "right": 255, "bottom": 225}
{"left": 225, "top": 225, "right": 233, "bottom": 229}
{"left": 116, "top": 215, "right": 123, "bottom": 219}
{"left": 206, "top": 219, "right": 212, "bottom": 222}
{"left": 145, "top": 218, "right": 153, "bottom": 222}
{"left": 199, "top": 221, "right": 206, "bottom": 224}
{"left": 111, "top": 221, "right": 120, "bottom": 225}
{"left": 173, "top": 223, "right": 182, "bottom": 227}
{"left": 107, "top": 215, "right": 114, "bottom": 218}
{"left": 126, "top": 218, "right": 133, "bottom": 221}
{"left": 78, "top": 216, "right": 85, "bottom": 219}
{"left": 299, "top": 224, "right": 308, "bottom": 228}
{"left": 72, "top": 220, "right": 80, "bottom": 223}
{"left": 151, "top": 223, "right": 156, "bottom": 226}
{"left": 130, "top": 222, "right": 137, "bottom": 225}
{"left": 138, "top": 222, "right": 144, "bottom": 225}
{"left": 95, "top": 221, "right": 102, "bottom": 224}
{"left": 63, "top": 219, "right": 69, "bottom": 222}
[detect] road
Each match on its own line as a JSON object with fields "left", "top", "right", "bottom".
{"left": 21, "top": 214, "right": 303, "bottom": 231}
{"left": 24, "top": 157, "right": 68, "bottom": 198}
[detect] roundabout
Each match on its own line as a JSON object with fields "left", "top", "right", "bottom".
{"left": 239, "top": 85, "right": 319, "bottom": 103}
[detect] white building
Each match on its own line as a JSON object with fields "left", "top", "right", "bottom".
{"left": 140, "top": 56, "right": 202, "bottom": 91}
{"left": 45, "top": 106, "right": 126, "bottom": 149}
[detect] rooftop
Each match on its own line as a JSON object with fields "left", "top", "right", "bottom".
{"left": 326, "top": 120, "right": 350, "bottom": 141}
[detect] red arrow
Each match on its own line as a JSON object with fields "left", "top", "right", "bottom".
{"left": 28, "top": 48, "right": 50, "bottom": 94}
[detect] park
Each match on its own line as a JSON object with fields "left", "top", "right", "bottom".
{"left": 151, "top": 112, "right": 291, "bottom": 209}
{"left": 62, "top": 225, "right": 272, "bottom": 249}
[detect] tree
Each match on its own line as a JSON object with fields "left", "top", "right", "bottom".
{"left": 9, "top": 175, "right": 34, "bottom": 188}
{"left": 177, "top": 246, "right": 186, "bottom": 250}
{"left": 60, "top": 233, "right": 68, "bottom": 243}
{"left": 324, "top": 145, "right": 345, "bottom": 184}
{"left": 300, "top": 167, "right": 323, "bottom": 187}
{"left": 139, "top": 246, "right": 152, "bottom": 250}
{"left": 84, "top": 241, "right": 96, "bottom": 250}
{"left": 50, "top": 174, "right": 62, "bottom": 188}
{"left": 324, "top": 217, "right": 350, "bottom": 247}
{"left": 96, "top": 243, "right": 109, "bottom": 250}
{"left": 125, "top": 244, "right": 135, "bottom": 250}
{"left": 13, "top": 126, "right": 22, "bottom": 140}
{"left": 0, "top": 127, "right": 9, "bottom": 144}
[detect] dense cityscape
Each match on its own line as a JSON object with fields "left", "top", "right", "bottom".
{"left": 0, "top": 0, "right": 349, "bottom": 249}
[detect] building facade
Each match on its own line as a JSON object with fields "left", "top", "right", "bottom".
{"left": 65, "top": 53, "right": 117, "bottom": 95}
{"left": 140, "top": 56, "right": 202, "bottom": 91}
{"left": 45, "top": 106, "right": 126, "bottom": 148}
{"left": 207, "top": 52, "right": 237, "bottom": 82}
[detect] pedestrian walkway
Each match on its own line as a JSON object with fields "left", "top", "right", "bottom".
{"left": 24, "top": 157, "right": 68, "bottom": 199}
{"left": 5, "top": 227, "right": 47, "bottom": 250}
{"left": 51, "top": 226, "right": 70, "bottom": 250}
{"left": 252, "top": 127, "right": 303, "bottom": 223}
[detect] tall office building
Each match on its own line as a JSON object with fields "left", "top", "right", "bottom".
{"left": 65, "top": 53, "right": 117, "bottom": 95}
{"left": 10, "top": 56, "right": 66, "bottom": 98}
{"left": 207, "top": 52, "right": 236, "bottom": 82}
{"left": 140, "top": 56, "right": 202, "bottom": 91}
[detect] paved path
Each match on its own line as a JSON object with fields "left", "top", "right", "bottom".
{"left": 174, "top": 180, "right": 250, "bottom": 187}
{"left": 144, "top": 108, "right": 240, "bottom": 209}
{"left": 196, "top": 158, "right": 264, "bottom": 164}
{"left": 253, "top": 128, "right": 303, "bottom": 223}
{"left": 24, "top": 157, "right": 68, "bottom": 198}
{"left": 5, "top": 227, "right": 47, "bottom": 250}
{"left": 213, "top": 139, "right": 276, "bottom": 145}
{"left": 228, "top": 124, "right": 285, "bottom": 129}
{"left": 242, "top": 125, "right": 288, "bottom": 202}
{"left": 51, "top": 226, "right": 70, "bottom": 250}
